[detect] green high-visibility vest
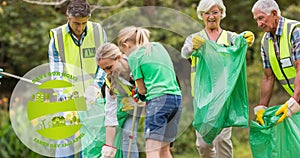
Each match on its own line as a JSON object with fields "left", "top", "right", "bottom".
{"left": 105, "top": 78, "right": 134, "bottom": 125}
{"left": 50, "top": 21, "right": 104, "bottom": 93}
{"left": 190, "top": 30, "right": 235, "bottom": 96}
{"left": 50, "top": 21, "right": 104, "bottom": 78}
{"left": 261, "top": 18, "right": 300, "bottom": 96}
{"left": 105, "top": 78, "right": 133, "bottom": 97}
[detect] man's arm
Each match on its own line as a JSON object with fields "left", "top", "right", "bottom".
{"left": 94, "top": 66, "right": 106, "bottom": 88}
{"left": 48, "top": 37, "right": 64, "bottom": 80}
{"left": 48, "top": 37, "right": 66, "bottom": 100}
{"left": 292, "top": 26, "right": 300, "bottom": 101}
{"left": 259, "top": 68, "right": 275, "bottom": 106}
{"left": 293, "top": 60, "right": 300, "bottom": 100}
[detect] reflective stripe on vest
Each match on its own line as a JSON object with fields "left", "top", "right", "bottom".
{"left": 262, "top": 18, "right": 300, "bottom": 96}
{"left": 50, "top": 22, "right": 104, "bottom": 92}
{"left": 190, "top": 30, "right": 235, "bottom": 96}
{"left": 105, "top": 78, "right": 132, "bottom": 97}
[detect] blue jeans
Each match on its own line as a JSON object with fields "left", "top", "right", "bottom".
{"left": 145, "top": 94, "right": 182, "bottom": 142}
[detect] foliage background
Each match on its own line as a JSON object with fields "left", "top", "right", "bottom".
{"left": 1, "top": 0, "right": 300, "bottom": 157}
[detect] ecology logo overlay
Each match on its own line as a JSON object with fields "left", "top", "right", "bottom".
{"left": 9, "top": 63, "right": 105, "bottom": 157}
{"left": 27, "top": 80, "right": 86, "bottom": 140}
{"left": 9, "top": 6, "right": 200, "bottom": 155}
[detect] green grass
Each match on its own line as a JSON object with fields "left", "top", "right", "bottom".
{"left": 172, "top": 127, "right": 253, "bottom": 158}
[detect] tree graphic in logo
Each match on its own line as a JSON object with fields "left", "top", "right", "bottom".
{"left": 27, "top": 80, "right": 87, "bottom": 140}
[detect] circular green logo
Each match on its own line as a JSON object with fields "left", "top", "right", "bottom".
{"left": 10, "top": 63, "right": 105, "bottom": 157}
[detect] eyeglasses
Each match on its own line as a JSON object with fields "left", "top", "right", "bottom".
{"left": 202, "top": 10, "right": 221, "bottom": 16}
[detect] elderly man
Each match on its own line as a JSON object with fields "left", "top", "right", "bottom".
{"left": 252, "top": 0, "right": 300, "bottom": 125}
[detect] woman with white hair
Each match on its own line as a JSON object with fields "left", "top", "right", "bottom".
{"left": 181, "top": 0, "right": 254, "bottom": 157}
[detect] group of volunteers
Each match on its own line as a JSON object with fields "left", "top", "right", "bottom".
{"left": 48, "top": 0, "right": 300, "bottom": 157}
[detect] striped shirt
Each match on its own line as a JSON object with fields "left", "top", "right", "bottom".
{"left": 261, "top": 17, "right": 300, "bottom": 68}
{"left": 48, "top": 22, "right": 107, "bottom": 88}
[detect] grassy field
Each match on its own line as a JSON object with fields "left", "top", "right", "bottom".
{"left": 173, "top": 127, "right": 253, "bottom": 158}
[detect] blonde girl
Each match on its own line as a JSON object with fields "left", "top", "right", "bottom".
{"left": 118, "top": 26, "right": 182, "bottom": 158}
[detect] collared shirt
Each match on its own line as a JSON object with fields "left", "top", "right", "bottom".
{"left": 48, "top": 22, "right": 107, "bottom": 88}
{"left": 261, "top": 17, "right": 300, "bottom": 68}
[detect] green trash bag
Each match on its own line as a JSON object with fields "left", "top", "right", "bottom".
{"left": 250, "top": 105, "right": 300, "bottom": 158}
{"left": 79, "top": 97, "right": 106, "bottom": 158}
{"left": 80, "top": 97, "right": 125, "bottom": 158}
{"left": 192, "top": 34, "right": 249, "bottom": 145}
{"left": 116, "top": 95, "right": 129, "bottom": 128}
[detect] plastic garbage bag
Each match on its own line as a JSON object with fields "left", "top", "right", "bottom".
{"left": 80, "top": 97, "right": 124, "bottom": 158}
{"left": 80, "top": 97, "right": 106, "bottom": 158}
{"left": 192, "top": 34, "right": 249, "bottom": 145}
{"left": 250, "top": 105, "right": 300, "bottom": 158}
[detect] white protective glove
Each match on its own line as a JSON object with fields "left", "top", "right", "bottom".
{"left": 56, "top": 90, "right": 67, "bottom": 101}
{"left": 275, "top": 97, "right": 300, "bottom": 124}
{"left": 100, "top": 144, "right": 117, "bottom": 158}
{"left": 84, "top": 85, "right": 100, "bottom": 106}
{"left": 254, "top": 105, "right": 267, "bottom": 125}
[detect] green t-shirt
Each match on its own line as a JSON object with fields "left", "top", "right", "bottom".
{"left": 128, "top": 42, "right": 181, "bottom": 100}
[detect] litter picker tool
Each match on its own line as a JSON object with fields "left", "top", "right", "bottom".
{"left": 0, "top": 68, "right": 41, "bottom": 85}
{"left": 127, "top": 102, "right": 138, "bottom": 158}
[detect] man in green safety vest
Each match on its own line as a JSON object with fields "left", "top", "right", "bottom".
{"left": 252, "top": 0, "right": 300, "bottom": 125}
{"left": 48, "top": 0, "right": 107, "bottom": 157}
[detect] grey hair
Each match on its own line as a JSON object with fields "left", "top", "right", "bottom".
{"left": 196, "top": 0, "right": 226, "bottom": 20}
{"left": 95, "top": 43, "right": 122, "bottom": 62}
{"left": 252, "top": 0, "right": 281, "bottom": 16}
{"left": 67, "top": 0, "right": 91, "bottom": 17}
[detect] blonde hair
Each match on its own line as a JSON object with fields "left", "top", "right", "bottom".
{"left": 96, "top": 43, "right": 131, "bottom": 97}
{"left": 117, "top": 26, "right": 150, "bottom": 47}
{"left": 95, "top": 43, "right": 121, "bottom": 61}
